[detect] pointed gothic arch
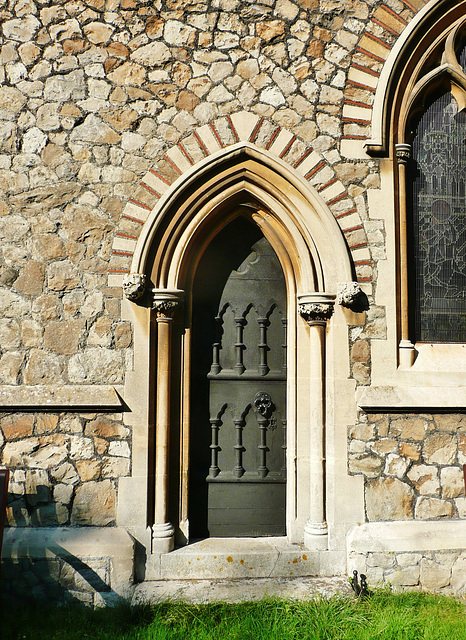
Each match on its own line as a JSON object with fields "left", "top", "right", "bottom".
{"left": 117, "top": 141, "right": 366, "bottom": 566}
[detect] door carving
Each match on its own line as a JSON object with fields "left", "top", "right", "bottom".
{"left": 190, "top": 217, "right": 287, "bottom": 537}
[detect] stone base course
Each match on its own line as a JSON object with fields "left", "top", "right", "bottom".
{"left": 1, "top": 526, "right": 134, "bottom": 606}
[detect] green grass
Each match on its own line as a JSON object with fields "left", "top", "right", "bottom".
{"left": 2, "top": 591, "right": 465, "bottom": 640}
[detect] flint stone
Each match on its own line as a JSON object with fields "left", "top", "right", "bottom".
{"left": 71, "top": 480, "right": 116, "bottom": 526}
{"left": 365, "top": 477, "right": 414, "bottom": 520}
{"left": 415, "top": 497, "right": 454, "bottom": 520}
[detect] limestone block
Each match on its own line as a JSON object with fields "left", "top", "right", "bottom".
{"left": 407, "top": 464, "right": 440, "bottom": 496}
{"left": 47, "top": 260, "right": 80, "bottom": 291}
{"left": 14, "top": 261, "right": 46, "bottom": 296}
{"left": 71, "top": 480, "right": 116, "bottom": 526}
{"left": 107, "top": 61, "right": 146, "bottom": 86}
{"left": 399, "top": 442, "right": 421, "bottom": 462}
{"left": 23, "top": 350, "right": 64, "bottom": 384}
{"left": 348, "top": 453, "right": 383, "bottom": 478}
{"left": 102, "top": 456, "right": 130, "bottom": 478}
{"left": 1, "top": 414, "right": 34, "bottom": 439}
{"left": 25, "top": 469, "right": 50, "bottom": 505}
{"left": 50, "top": 462, "right": 80, "bottom": 486}
{"left": 389, "top": 416, "right": 427, "bottom": 441}
{"left": 455, "top": 497, "right": 466, "bottom": 518}
{"left": 108, "top": 441, "right": 130, "bottom": 458}
{"left": 396, "top": 553, "right": 422, "bottom": 567}
{"left": 0, "top": 318, "right": 20, "bottom": 348}
{"left": 68, "top": 348, "right": 124, "bottom": 384}
{"left": 2, "top": 438, "right": 40, "bottom": 467}
{"left": 3, "top": 16, "right": 41, "bottom": 42}
{"left": 414, "top": 497, "right": 454, "bottom": 520}
{"left": 434, "top": 415, "right": 466, "bottom": 433}
{"left": 76, "top": 459, "right": 101, "bottom": 482}
{"left": 450, "top": 557, "right": 466, "bottom": 593}
{"left": 131, "top": 42, "right": 171, "bottom": 66}
{"left": 385, "top": 565, "right": 420, "bottom": 587}
{"left": 365, "top": 477, "right": 414, "bottom": 520}
{"left": 440, "top": 467, "right": 464, "bottom": 499}
{"left": 0, "top": 352, "right": 24, "bottom": 384}
{"left": 85, "top": 416, "right": 128, "bottom": 439}
{"left": 54, "top": 483, "right": 74, "bottom": 505}
{"left": 367, "top": 552, "right": 395, "bottom": 569}
{"left": 44, "top": 70, "right": 85, "bottom": 102}
{"left": 33, "top": 415, "right": 58, "bottom": 444}
{"left": 69, "top": 436, "right": 95, "bottom": 460}
{"left": 423, "top": 433, "right": 457, "bottom": 465}
{"left": 384, "top": 454, "right": 409, "bottom": 479}
{"left": 420, "top": 557, "right": 452, "bottom": 590}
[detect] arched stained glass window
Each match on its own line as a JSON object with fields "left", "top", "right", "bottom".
{"left": 410, "top": 92, "right": 466, "bottom": 342}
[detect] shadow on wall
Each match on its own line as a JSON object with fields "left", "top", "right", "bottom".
{"left": 2, "top": 486, "right": 131, "bottom": 606}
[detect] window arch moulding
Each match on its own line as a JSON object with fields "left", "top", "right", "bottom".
{"left": 358, "top": 7, "right": 466, "bottom": 411}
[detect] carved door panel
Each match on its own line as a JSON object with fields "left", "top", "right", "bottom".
{"left": 190, "top": 217, "right": 287, "bottom": 537}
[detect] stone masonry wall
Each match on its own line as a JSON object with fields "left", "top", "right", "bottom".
{"left": 3, "top": 411, "right": 130, "bottom": 526}
{"left": 349, "top": 414, "right": 466, "bottom": 521}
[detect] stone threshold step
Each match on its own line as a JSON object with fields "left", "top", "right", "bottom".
{"left": 145, "top": 537, "right": 346, "bottom": 581}
{"left": 133, "top": 575, "right": 352, "bottom": 604}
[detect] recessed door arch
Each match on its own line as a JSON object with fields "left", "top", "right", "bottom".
{"left": 118, "top": 144, "right": 358, "bottom": 553}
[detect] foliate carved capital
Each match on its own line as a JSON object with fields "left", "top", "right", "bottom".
{"left": 338, "top": 281, "right": 364, "bottom": 308}
{"left": 153, "top": 300, "right": 179, "bottom": 319}
{"left": 395, "top": 143, "right": 411, "bottom": 165}
{"left": 152, "top": 289, "right": 184, "bottom": 319}
{"left": 298, "top": 293, "right": 335, "bottom": 324}
{"left": 123, "top": 273, "right": 146, "bottom": 301}
{"left": 298, "top": 302, "right": 334, "bottom": 323}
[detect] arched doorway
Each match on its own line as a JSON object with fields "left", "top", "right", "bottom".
{"left": 189, "top": 215, "right": 287, "bottom": 538}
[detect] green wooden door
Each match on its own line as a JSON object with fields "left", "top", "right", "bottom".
{"left": 190, "top": 217, "right": 287, "bottom": 538}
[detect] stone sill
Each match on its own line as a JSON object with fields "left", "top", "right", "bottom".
{"left": 356, "top": 386, "right": 466, "bottom": 412}
{"left": 348, "top": 521, "right": 466, "bottom": 553}
{"left": 0, "top": 385, "right": 125, "bottom": 411}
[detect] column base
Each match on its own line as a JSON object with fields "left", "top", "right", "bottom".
{"left": 152, "top": 523, "right": 175, "bottom": 553}
{"left": 304, "top": 520, "right": 328, "bottom": 550}
{"left": 399, "top": 340, "right": 416, "bottom": 367}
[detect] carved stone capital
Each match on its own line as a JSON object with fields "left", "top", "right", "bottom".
{"left": 338, "top": 281, "right": 364, "bottom": 308}
{"left": 152, "top": 289, "right": 184, "bottom": 319}
{"left": 123, "top": 273, "right": 146, "bottom": 301}
{"left": 297, "top": 293, "right": 335, "bottom": 324}
{"left": 395, "top": 143, "right": 411, "bottom": 165}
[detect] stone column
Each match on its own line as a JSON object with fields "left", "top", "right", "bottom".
{"left": 152, "top": 289, "right": 184, "bottom": 553}
{"left": 298, "top": 293, "right": 335, "bottom": 550}
{"left": 396, "top": 143, "right": 415, "bottom": 367}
